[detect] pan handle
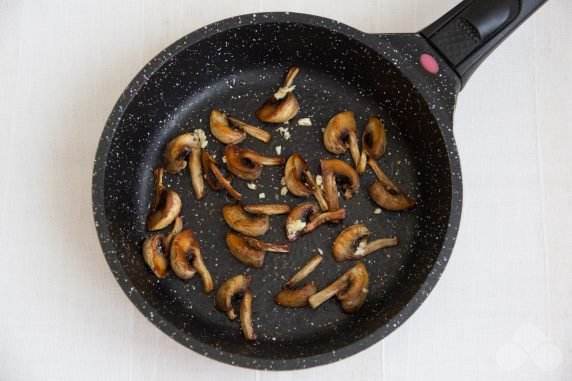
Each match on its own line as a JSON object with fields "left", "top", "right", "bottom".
{"left": 420, "top": 0, "right": 548, "bottom": 88}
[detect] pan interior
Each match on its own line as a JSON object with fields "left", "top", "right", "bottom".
{"left": 102, "top": 22, "right": 453, "bottom": 361}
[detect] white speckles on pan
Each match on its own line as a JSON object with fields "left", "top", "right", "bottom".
{"left": 92, "top": 12, "right": 462, "bottom": 370}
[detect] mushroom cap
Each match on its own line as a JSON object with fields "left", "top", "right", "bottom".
{"left": 285, "top": 202, "right": 319, "bottom": 241}
{"left": 255, "top": 92, "right": 300, "bottom": 123}
{"left": 362, "top": 116, "right": 386, "bottom": 160}
{"left": 332, "top": 224, "right": 370, "bottom": 262}
{"left": 368, "top": 180, "right": 416, "bottom": 211}
{"left": 323, "top": 111, "right": 357, "bottom": 154}
{"left": 169, "top": 229, "right": 201, "bottom": 280}
{"left": 210, "top": 109, "right": 246, "bottom": 144}
{"left": 275, "top": 282, "right": 318, "bottom": 308}
{"left": 224, "top": 144, "right": 264, "bottom": 181}
{"left": 284, "top": 153, "right": 313, "bottom": 196}
{"left": 215, "top": 274, "right": 251, "bottom": 320}
{"left": 142, "top": 234, "right": 169, "bottom": 278}
{"left": 222, "top": 204, "right": 270, "bottom": 237}
{"left": 163, "top": 133, "right": 198, "bottom": 174}
{"left": 320, "top": 159, "right": 360, "bottom": 211}
{"left": 337, "top": 262, "right": 369, "bottom": 313}
{"left": 226, "top": 232, "right": 266, "bottom": 268}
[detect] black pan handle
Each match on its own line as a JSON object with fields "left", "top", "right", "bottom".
{"left": 420, "top": 0, "right": 548, "bottom": 88}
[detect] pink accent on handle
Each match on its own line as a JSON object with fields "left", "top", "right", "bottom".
{"left": 420, "top": 53, "right": 440, "bottom": 74}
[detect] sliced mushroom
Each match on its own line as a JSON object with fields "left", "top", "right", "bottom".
{"left": 222, "top": 204, "right": 269, "bottom": 237}
{"left": 224, "top": 144, "right": 285, "bottom": 181}
{"left": 357, "top": 116, "right": 387, "bottom": 174}
{"left": 285, "top": 202, "right": 319, "bottom": 241}
{"left": 201, "top": 151, "right": 242, "bottom": 200}
{"left": 226, "top": 232, "right": 289, "bottom": 268}
{"left": 367, "top": 158, "right": 416, "bottom": 211}
{"left": 242, "top": 203, "right": 291, "bottom": 215}
{"left": 142, "top": 217, "right": 183, "bottom": 278}
{"left": 187, "top": 133, "right": 205, "bottom": 200}
{"left": 228, "top": 117, "right": 271, "bottom": 143}
{"left": 164, "top": 133, "right": 195, "bottom": 174}
{"left": 320, "top": 159, "right": 360, "bottom": 213}
{"left": 308, "top": 262, "right": 369, "bottom": 313}
{"left": 304, "top": 208, "right": 347, "bottom": 234}
{"left": 284, "top": 153, "right": 329, "bottom": 211}
{"left": 333, "top": 224, "right": 398, "bottom": 262}
{"left": 147, "top": 167, "right": 182, "bottom": 231}
{"left": 256, "top": 66, "right": 300, "bottom": 123}
{"left": 210, "top": 109, "right": 246, "bottom": 144}
{"left": 170, "top": 228, "right": 213, "bottom": 293}
{"left": 216, "top": 274, "right": 251, "bottom": 320}
{"left": 275, "top": 254, "right": 323, "bottom": 308}
{"left": 323, "top": 111, "right": 360, "bottom": 168}
{"left": 240, "top": 290, "right": 256, "bottom": 340}
{"left": 275, "top": 283, "right": 318, "bottom": 308}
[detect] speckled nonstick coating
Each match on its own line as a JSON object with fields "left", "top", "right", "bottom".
{"left": 92, "top": 13, "right": 462, "bottom": 370}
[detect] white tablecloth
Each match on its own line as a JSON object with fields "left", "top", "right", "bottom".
{"left": 1, "top": 0, "right": 570, "bottom": 380}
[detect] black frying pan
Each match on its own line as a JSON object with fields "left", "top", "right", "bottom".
{"left": 92, "top": 0, "right": 548, "bottom": 370}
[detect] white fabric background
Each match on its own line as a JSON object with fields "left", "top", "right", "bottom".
{"left": 1, "top": 0, "right": 571, "bottom": 380}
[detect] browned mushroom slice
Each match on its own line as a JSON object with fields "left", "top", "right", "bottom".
{"left": 187, "top": 133, "right": 205, "bottom": 200}
{"left": 164, "top": 133, "right": 195, "bottom": 174}
{"left": 256, "top": 66, "right": 300, "bottom": 123}
{"left": 332, "top": 224, "right": 398, "bottom": 262}
{"left": 357, "top": 116, "right": 387, "bottom": 174}
{"left": 275, "top": 254, "right": 323, "bottom": 308}
{"left": 320, "top": 159, "right": 360, "bottom": 213}
{"left": 284, "top": 153, "right": 328, "bottom": 211}
{"left": 201, "top": 152, "right": 242, "bottom": 200}
{"left": 215, "top": 274, "right": 251, "bottom": 320}
{"left": 210, "top": 109, "right": 246, "bottom": 144}
{"left": 240, "top": 290, "right": 256, "bottom": 340}
{"left": 308, "top": 262, "right": 369, "bottom": 313}
{"left": 285, "top": 202, "right": 319, "bottom": 241}
{"left": 323, "top": 111, "right": 361, "bottom": 168}
{"left": 224, "top": 144, "right": 285, "bottom": 181}
{"left": 222, "top": 204, "right": 269, "bottom": 237}
{"left": 226, "top": 232, "right": 289, "bottom": 268}
{"left": 228, "top": 117, "right": 271, "bottom": 143}
{"left": 142, "top": 217, "right": 183, "bottom": 278}
{"left": 304, "top": 208, "right": 347, "bottom": 234}
{"left": 170, "top": 228, "right": 213, "bottom": 293}
{"left": 367, "top": 158, "right": 415, "bottom": 211}
{"left": 147, "top": 167, "right": 182, "bottom": 231}
{"left": 242, "top": 203, "right": 291, "bottom": 215}
{"left": 275, "top": 283, "right": 319, "bottom": 308}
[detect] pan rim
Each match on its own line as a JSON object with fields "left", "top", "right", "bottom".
{"left": 92, "top": 11, "right": 463, "bottom": 370}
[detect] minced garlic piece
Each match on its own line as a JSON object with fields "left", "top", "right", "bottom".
{"left": 247, "top": 183, "right": 257, "bottom": 190}
{"left": 297, "top": 118, "right": 312, "bottom": 126}
{"left": 194, "top": 129, "right": 208, "bottom": 148}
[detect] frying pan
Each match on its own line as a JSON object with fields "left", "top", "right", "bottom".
{"left": 92, "top": 0, "right": 548, "bottom": 370}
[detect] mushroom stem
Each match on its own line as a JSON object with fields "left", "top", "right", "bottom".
{"left": 347, "top": 133, "right": 361, "bottom": 169}
{"left": 242, "top": 204, "right": 291, "bottom": 215}
{"left": 368, "top": 159, "right": 396, "bottom": 187}
{"left": 308, "top": 276, "right": 346, "bottom": 308}
{"left": 248, "top": 237, "right": 290, "bottom": 253}
{"left": 164, "top": 216, "right": 183, "bottom": 250}
{"left": 283, "top": 66, "right": 299, "bottom": 88}
{"left": 240, "top": 290, "right": 256, "bottom": 341}
{"left": 229, "top": 117, "right": 271, "bottom": 143}
{"left": 285, "top": 254, "right": 323, "bottom": 288}
{"left": 357, "top": 151, "right": 368, "bottom": 175}
{"left": 304, "top": 208, "right": 346, "bottom": 233}
{"left": 303, "top": 169, "right": 329, "bottom": 212}
{"left": 208, "top": 160, "right": 242, "bottom": 200}
{"left": 188, "top": 134, "right": 205, "bottom": 199}
{"left": 256, "top": 154, "right": 286, "bottom": 166}
{"left": 359, "top": 237, "right": 399, "bottom": 257}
